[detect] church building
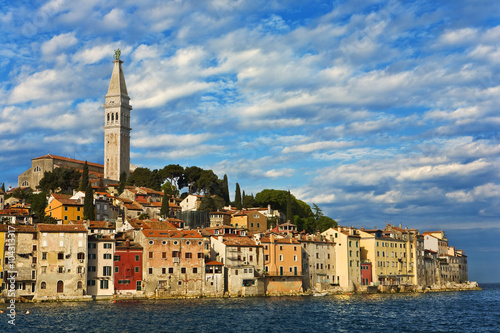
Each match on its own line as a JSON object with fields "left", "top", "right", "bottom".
{"left": 18, "top": 51, "right": 132, "bottom": 189}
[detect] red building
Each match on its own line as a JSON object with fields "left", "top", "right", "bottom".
{"left": 360, "top": 261, "right": 372, "bottom": 286}
{"left": 114, "top": 239, "right": 143, "bottom": 294}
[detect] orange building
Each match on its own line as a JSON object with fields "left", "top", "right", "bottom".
{"left": 231, "top": 210, "right": 267, "bottom": 233}
{"left": 260, "top": 235, "right": 302, "bottom": 295}
{"left": 45, "top": 193, "right": 83, "bottom": 223}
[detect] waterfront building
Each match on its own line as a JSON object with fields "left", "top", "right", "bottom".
{"left": 0, "top": 224, "right": 8, "bottom": 291}
{"left": 103, "top": 52, "right": 132, "bottom": 182}
{"left": 423, "top": 249, "right": 438, "bottom": 285}
{"left": 322, "top": 227, "right": 361, "bottom": 291}
{"left": 2, "top": 225, "right": 38, "bottom": 299}
{"left": 87, "top": 234, "right": 115, "bottom": 298}
{"left": 360, "top": 261, "right": 372, "bottom": 286}
{"left": 37, "top": 224, "right": 87, "bottom": 299}
{"left": 203, "top": 261, "right": 224, "bottom": 296}
{"left": 259, "top": 235, "right": 303, "bottom": 295}
{"left": 114, "top": 238, "right": 143, "bottom": 294}
{"left": 211, "top": 235, "right": 265, "bottom": 296}
{"left": 136, "top": 229, "right": 206, "bottom": 297}
{"left": 298, "top": 234, "right": 335, "bottom": 291}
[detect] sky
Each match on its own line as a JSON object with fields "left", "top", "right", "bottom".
{"left": 1, "top": 0, "right": 499, "bottom": 283}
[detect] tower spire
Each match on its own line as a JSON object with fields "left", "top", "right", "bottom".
{"left": 103, "top": 49, "right": 132, "bottom": 181}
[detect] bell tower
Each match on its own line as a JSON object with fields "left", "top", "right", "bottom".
{"left": 103, "top": 49, "right": 131, "bottom": 181}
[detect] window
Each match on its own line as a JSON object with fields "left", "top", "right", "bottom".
{"left": 279, "top": 255, "right": 283, "bottom": 261}
{"left": 103, "top": 266, "right": 112, "bottom": 276}
{"left": 58, "top": 253, "right": 64, "bottom": 260}
{"left": 265, "top": 255, "right": 269, "bottom": 261}
{"left": 41, "top": 266, "right": 47, "bottom": 274}
{"left": 42, "top": 252, "right": 47, "bottom": 260}
{"left": 89, "top": 254, "right": 96, "bottom": 260}
{"left": 114, "top": 255, "right": 120, "bottom": 261}
{"left": 32, "top": 257, "right": 37, "bottom": 264}
{"left": 104, "top": 243, "right": 112, "bottom": 249}
{"left": 169, "top": 268, "right": 174, "bottom": 274}
{"left": 89, "top": 266, "right": 96, "bottom": 272}
{"left": 293, "top": 255, "right": 297, "bottom": 262}
{"left": 279, "top": 246, "right": 283, "bottom": 251}
{"left": 104, "top": 254, "right": 112, "bottom": 260}
{"left": 77, "top": 207, "right": 81, "bottom": 212}
{"left": 185, "top": 252, "right": 192, "bottom": 259}
{"left": 249, "top": 255, "right": 253, "bottom": 261}
{"left": 172, "top": 251, "right": 179, "bottom": 258}
{"left": 193, "top": 267, "right": 198, "bottom": 274}
{"left": 181, "top": 268, "right": 186, "bottom": 274}
{"left": 198, "top": 252, "right": 204, "bottom": 259}
{"left": 88, "top": 280, "right": 96, "bottom": 286}
{"left": 65, "top": 207, "right": 68, "bottom": 211}
{"left": 40, "top": 281, "right": 46, "bottom": 289}
{"left": 149, "top": 252, "right": 154, "bottom": 259}
{"left": 89, "top": 243, "right": 96, "bottom": 249}
{"left": 135, "top": 267, "right": 140, "bottom": 273}
{"left": 162, "top": 268, "right": 166, "bottom": 274}
{"left": 100, "top": 280, "right": 109, "bottom": 289}
{"left": 58, "top": 266, "right": 64, "bottom": 273}
{"left": 115, "top": 267, "right": 119, "bottom": 273}
{"left": 78, "top": 252, "right": 85, "bottom": 260}
{"left": 148, "top": 268, "right": 153, "bottom": 275}
{"left": 135, "top": 255, "right": 140, "bottom": 261}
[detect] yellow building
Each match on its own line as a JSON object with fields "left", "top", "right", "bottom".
{"left": 231, "top": 210, "right": 267, "bottom": 233}
{"left": 0, "top": 224, "right": 7, "bottom": 291}
{"left": 45, "top": 193, "right": 84, "bottom": 223}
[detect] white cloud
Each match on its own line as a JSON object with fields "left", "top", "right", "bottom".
{"left": 41, "top": 32, "right": 78, "bottom": 58}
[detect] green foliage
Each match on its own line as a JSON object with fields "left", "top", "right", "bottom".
{"left": 30, "top": 192, "right": 48, "bottom": 223}
{"left": 159, "top": 164, "right": 185, "bottom": 196}
{"left": 213, "top": 195, "right": 226, "bottom": 211}
{"left": 316, "top": 215, "right": 337, "bottom": 232}
{"left": 1, "top": 182, "right": 5, "bottom": 193}
{"left": 255, "top": 189, "right": 289, "bottom": 213}
{"left": 37, "top": 168, "right": 81, "bottom": 194}
{"left": 242, "top": 192, "right": 255, "bottom": 208}
{"left": 118, "top": 172, "right": 127, "bottom": 195}
{"left": 161, "top": 181, "right": 178, "bottom": 196}
{"left": 198, "top": 194, "right": 216, "bottom": 212}
{"left": 184, "top": 166, "right": 203, "bottom": 194}
{"left": 221, "top": 174, "right": 230, "bottom": 204}
{"left": 160, "top": 188, "right": 170, "bottom": 218}
{"left": 9, "top": 187, "right": 33, "bottom": 202}
{"left": 138, "top": 213, "right": 149, "bottom": 220}
{"left": 83, "top": 183, "right": 95, "bottom": 220}
{"left": 286, "top": 191, "right": 293, "bottom": 222}
{"left": 79, "top": 161, "right": 89, "bottom": 191}
{"left": 127, "top": 167, "right": 162, "bottom": 191}
{"left": 235, "top": 183, "right": 242, "bottom": 210}
{"left": 197, "top": 169, "right": 219, "bottom": 195}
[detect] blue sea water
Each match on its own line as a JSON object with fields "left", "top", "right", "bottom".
{"left": 1, "top": 284, "right": 499, "bottom": 333}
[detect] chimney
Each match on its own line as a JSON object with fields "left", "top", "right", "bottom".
{"left": 125, "top": 238, "right": 131, "bottom": 247}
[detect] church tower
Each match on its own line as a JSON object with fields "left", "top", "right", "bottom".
{"left": 103, "top": 50, "right": 131, "bottom": 181}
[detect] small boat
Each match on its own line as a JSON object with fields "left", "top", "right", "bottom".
{"left": 313, "top": 292, "right": 327, "bottom": 297}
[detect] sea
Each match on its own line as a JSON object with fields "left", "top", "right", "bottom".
{"left": 1, "top": 284, "right": 498, "bottom": 333}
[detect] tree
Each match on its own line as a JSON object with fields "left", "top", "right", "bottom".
{"left": 198, "top": 194, "right": 216, "bottom": 212}
{"left": 1, "top": 182, "right": 5, "bottom": 193}
{"left": 160, "top": 164, "right": 185, "bottom": 196}
{"left": 235, "top": 183, "right": 242, "bottom": 210}
{"left": 83, "top": 183, "right": 95, "bottom": 220}
{"left": 30, "top": 192, "right": 48, "bottom": 223}
{"left": 79, "top": 161, "right": 89, "bottom": 191}
{"left": 312, "top": 203, "right": 323, "bottom": 219}
{"left": 37, "top": 168, "right": 81, "bottom": 194}
{"left": 316, "top": 216, "right": 337, "bottom": 232}
{"left": 196, "top": 169, "right": 219, "bottom": 195}
{"left": 138, "top": 213, "right": 149, "bottom": 220}
{"left": 118, "top": 172, "right": 127, "bottom": 195}
{"left": 160, "top": 188, "right": 170, "bottom": 218}
{"left": 286, "top": 190, "right": 293, "bottom": 222}
{"left": 127, "top": 167, "right": 162, "bottom": 191}
{"left": 243, "top": 192, "right": 255, "bottom": 208}
{"left": 184, "top": 166, "right": 203, "bottom": 194}
{"left": 221, "top": 174, "right": 230, "bottom": 204}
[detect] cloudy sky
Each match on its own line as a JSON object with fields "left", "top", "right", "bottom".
{"left": 1, "top": 0, "right": 499, "bottom": 282}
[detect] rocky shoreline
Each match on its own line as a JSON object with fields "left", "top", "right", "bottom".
{"left": 0, "top": 282, "right": 481, "bottom": 303}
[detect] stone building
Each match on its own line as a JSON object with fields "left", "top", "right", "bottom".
{"left": 36, "top": 224, "right": 87, "bottom": 299}
{"left": 103, "top": 53, "right": 132, "bottom": 182}
{"left": 18, "top": 154, "right": 104, "bottom": 190}
{"left": 87, "top": 234, "right": 115, "bottom": 298}
{"left": 299, "top": 234, "right": 335, "bottom": 291}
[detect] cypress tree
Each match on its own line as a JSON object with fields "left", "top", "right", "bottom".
{"left": 235, "top": 183, "right": 242, "bottom": 210}
{"left": 84, "top": 183, "right": 95, "bottom": 220}
{"left": 1, "top": 182, "right": 5, "bottom": 193}
{"left": 242, "top": 190, "right": 246, "bottom": 208}
{"left": 160, "top": 187, "right": 170, "bottom": 219}
{"left": 222, "top": 174, "right": 230, "bottom": 204}
{"left": 286, "top": 190, "right": 293, "bottom": 222}
{"left": 118, "top": 172, "right": 127, "bottom": 195}
{"left": 79, "top": 161, "right": 89, "bottom": 191}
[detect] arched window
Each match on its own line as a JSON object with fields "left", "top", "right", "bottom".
{"left": 40, "top": 281, "right": 46, "bottom": 289}
{"left": 116, "top": 112, "right": 119, "bottom": 121}
{"left": 77, "top": 281, "right": 83, "bottom": 289}
{"left": 111, "top": 113, "right": 114, "bottom": 121}
{"left": 21, "top": 181, "right": 29, "bottom": 187}
{"left": 107, "top": 113, "right": 110, "bottom": 122}
{"left": 34, "top": 166, "right": 41, "bottom": 172}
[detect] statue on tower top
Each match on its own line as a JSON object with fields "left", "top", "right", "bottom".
{"left": 114, "top": 48, "right": 121, "bottom": 61}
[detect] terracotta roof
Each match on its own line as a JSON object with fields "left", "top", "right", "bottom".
{"left": 37, "top": 224, "right": 87, "bottom": 232}
{"left": 260, "top": 237, "right": 300, "bottom": 244}
{"left": 142, "top": 229, "right": 203, "bottom": 239}
{"left": 218, "top": 236, "right": 257, "bottom": 247}
{"left": 32, "top": 154, "right": 103, "bottom": 168}
{"left": 51, "top": 193, "right": 83, "bottom": 206}
{"left": 205, "top": 261, "right": 224, "bottom": 266}
{"left": 11, "top": 225, "right": 37, "bottom": 233}
{"left": 0, "top": 224, "right": 10, "bottom": 231}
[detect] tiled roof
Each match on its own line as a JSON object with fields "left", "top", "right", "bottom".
{"left": 37, "top": 224, "right": 87, "bottom": 232}
{"left": 11, "top": 225, "right": 37, "bottom": 233}
{"left": 52, "top": 193, "right": 83, "bottom": 206}
{"left": 142, "top": 229, "right": 203, "bottom": 239}
{"left": 33, "top": 154, "right": 103, "bottom": 168}
{"left": 219, "top": 236, "right": 257, "bottom": 247}
{"left": 205, "top": 261, "right": 224, "bottom": 266}
{"left": 260, "top": 237, "right": 300, "bottom": 244}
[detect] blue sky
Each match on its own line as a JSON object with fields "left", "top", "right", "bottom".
{"left": 1, "top": 0, "right": 499, "bottom": 282}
